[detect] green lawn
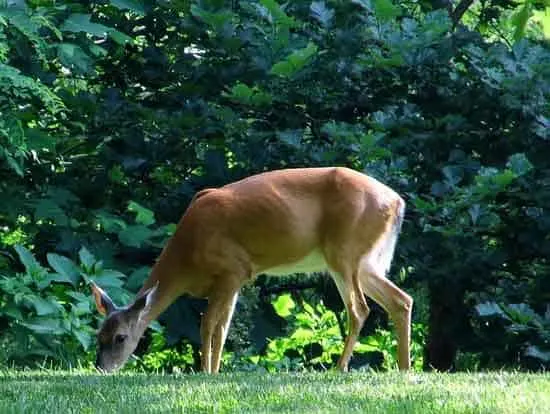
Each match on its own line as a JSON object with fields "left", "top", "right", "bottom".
{"left": 0, "top": 370, "right": 548, "bottom": 413}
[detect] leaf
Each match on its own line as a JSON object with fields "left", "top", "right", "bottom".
{"left": 190, "top": 5, "right": 234, "bottom": 31}
{"left": 79, "top": 246, "right": 96, "bottom": 271}
{"left": 272, "top": 293, "right": 295, "bottom": 318}
{"left": 60, "top": 14, "right": 111, "bottom": 37}
{"left": 310, "top": 1, "right": 334, "bottom": 28}
{"left": 271, "top": 42, "right": 318, "bottom": 77}
{"left": 505, "top": 303, "right": 539, "bottom": 324}
{"left": 373, "top": 0, "right": 400, "bottom": 21}
{"left": 24, "top": 128, "right": 56, "bottom": 151}
{"left": 91, "top": 269, "right": 126, "bottom": 288}
{"left": 73, "top": 329, "right": 92, "bottom": 350}
{"left": 33, "top": 198, "right": 68, "bottom": 226}
{"left": 38, "top": 272, "right": 74, "bottom": 290}
{"left": 476, "top": 302, "right": 508, "bottom": 319}
{"left": 125, "top": 266, "right": 150, "bottom": 291}
{"left": 118, "top": 225, "right": 154, "bottom": 248}
{"left": 469, "top": 204, "right": 481, "bottom": 225}
{"left": 57, "top": 43, "right": 95, "bottom": 75}
{"left": 21, "top": 317, "right": 64, "bottom": 335}
{"left": 46, "top": 253, "right": 80, "bottom": 286}
{"left": 525, "top": 345, "right": 550, "bottom": 362}
{"left": 110, "top": 0, "right": 146, "bottom": 15}
{"left": 351, "top": 0, "right": 371, "bottom": 10}
{"left": 511, "top": 3, "right": 533, "bottom": 42}
{"left": 224, "top": 83, "right": 272, "bottom": 106}
{"left": 60, "top": 13, "right": 134, "bottom": 45}
{"left": 108, "top": 29, "right": 135, "bottom": 45}
{"left": 259, "top": 0, "right": 296, "bottom": 27}
{"left": 95, "top": 211, "right": 127, "bottom": 234}
{"left": 14, "top": 245, "right": 43, "bottom": 275}
{"left": 128, "top": 201, "right": 155, "bottom": 226}
{"left": 26, "top": 296, "right": 61, "bottom": 316}
{"left": 506, "top": 153, "right": 533, "bottom": 177}
{"left": 277, "top": 130, "right": 302, "bottom": 148}
{"left": 4, "top": 153, "right": 24, "bottom": 177}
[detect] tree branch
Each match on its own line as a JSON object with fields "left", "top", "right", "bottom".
{"left": 451, "top": 0, "right": 475, "bottom": 27}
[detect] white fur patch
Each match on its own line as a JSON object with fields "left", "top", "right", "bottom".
{"left": 260, "top": 249, "right": 327, "bottom": 276}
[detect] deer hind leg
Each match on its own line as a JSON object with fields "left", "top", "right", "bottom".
{"left": 330, "top": 269, "right": 370, "bottom": 372}
{"left": 359, "top": 260, "right": 413, "bottom": 370}
{"left": 200, "top": 287, "right": 239, "bottom": 374}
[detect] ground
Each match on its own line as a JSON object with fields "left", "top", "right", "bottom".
{"left": 0, "top": 370, "right": 548, "bottom": 413}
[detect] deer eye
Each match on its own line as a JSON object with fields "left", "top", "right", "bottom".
{"left": 114, "top": 334, "right": 127, "bottom": 345}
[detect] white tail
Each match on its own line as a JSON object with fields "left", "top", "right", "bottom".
{"left": 92, "top": 167, "right": 412, "bottom": 373}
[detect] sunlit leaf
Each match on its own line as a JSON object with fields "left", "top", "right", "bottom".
{"left": 272, "top": 293, "right": 295, "bottom": 318}
{"left": 128, "top": 201, "right": 155, "bottom": 226}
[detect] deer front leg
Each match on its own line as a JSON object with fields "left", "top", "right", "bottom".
{"left": 211, "top": 292, "right": 239, "bottom": 373}
{"left": 200, "top": 288, "right": 240, "bottom": 374}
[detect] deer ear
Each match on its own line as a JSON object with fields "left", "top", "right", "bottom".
{"left": 91, "top": 282, "right": 117, "bottom": 316}
{"left": 131, "top": 282, "right": 159, "bottom": 322}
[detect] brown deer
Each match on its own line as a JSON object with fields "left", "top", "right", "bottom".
{"left": 91, "top": 167, "right": 412, "bottom": 373}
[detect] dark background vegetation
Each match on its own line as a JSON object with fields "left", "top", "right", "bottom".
{"left": 0, "top": 0, "right": 549, "bottom": 372}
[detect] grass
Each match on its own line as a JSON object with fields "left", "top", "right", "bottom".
{"left": 0, "top": 370, "right": 548, "bottom": 413}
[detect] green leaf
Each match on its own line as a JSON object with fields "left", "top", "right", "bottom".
{"left": 271, "top": 42, "right": 318, "bottom": 77}
{"left": 25, "top": 128, "right": 56, "bottom": 151}
{"left": 46, "top": 253, "right": 80, "bottom": 286}
{"left": 4, "top": 153, "right": 24, "bottom": 177}
{"left": 506, "top": 153, "right": 533, "bottom": 176}
{"left": 310, "top": 1, "right": 334, "bottom": 28}
{"left": 26, "top": 295, "right": 61, "bottom": 316}
{"left": 21, "top": 317, "right": 64, "bottom": 335}
{"left": 96, "top": 211, "right": 127, "bottom": 234}
{"left": 272, "top": 293, "right": 295, "bottom": 318}
{"left": 511, "top": 3, "right": 533, "bottom": 42}
{"left": 118, "top": 225, "right": 154, "bottom": 248}
{"left": 33, "top": 198, "right": 68, "bottom": 226}
{"left": 525, "top": 345, "right": 550, "bottom": 362}
{"left": 351, "top": 0, "right": 371, "bottom": 10}
{"left": 60, "top": 14, "right": 111, "bottom": 37}
{"left": 14, "top": 245, "right": 43, "bottom": 275}
{"left": 373, "top": 0, "right": 400, "bottom": 21}
{"left": 38, "top": 272, "right": 74, "bottom": 290}
{"left": 259, "top": 0, "right": 296, "bottom": 27}
{"left": 110, "top": 0, "right": 146, "bottom": 15}
{"left": 79, "top": 246, "right": 96, "bottom": 271}
{"left": 109, "top": 29, "right": 135, "bottom": 45}
{"left": 476, "top": 302, "right": 508, "bottom": 319}
{"left": 128, "top": 201, "right": 155, "bottom": 226}
{"left": 190, "top": 5, "right": 234, "bottom": 31}
{"left": 73, "top": 329, "right": 92, "bottom": 350}
{"left": 91, "top": 269, "right": 126, "bottom": 288}
{"left": 57, "top": 43, "right": 95, "bottom": 75}
{"left": 224, "top": 83, "right": 272, "bottom": 106}
{"left": 277, "top": 130, "right": 302, "bottom": 148}
{"left": 125, "top": 266, "right": 150, "bottom": 291}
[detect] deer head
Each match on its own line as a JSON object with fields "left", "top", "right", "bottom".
{"left": 91, "top": 282, "right": 158, "bottom": 372}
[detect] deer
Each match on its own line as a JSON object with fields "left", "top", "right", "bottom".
{"left": 91, "top": 167, "right": 413, "bottom": 373}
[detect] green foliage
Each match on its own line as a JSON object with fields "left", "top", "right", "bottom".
{"left": 476, "top": 302, "right": 550, "bottom": 367}
{"left": 0, "top": 245, "right": 131, "bottom": 367}
{"left": 0, "top": 0, "right": 549, "bottom": 372}
{"left": 251, "top": 294, "right": 424, "bottom": 372}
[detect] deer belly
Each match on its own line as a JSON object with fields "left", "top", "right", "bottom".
{"left": 260, "top": 249, "right": 327, "bottom": 276}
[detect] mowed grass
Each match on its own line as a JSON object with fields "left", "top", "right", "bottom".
{"left": 0, "top": 370, "right": 548, "bottom": 413}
